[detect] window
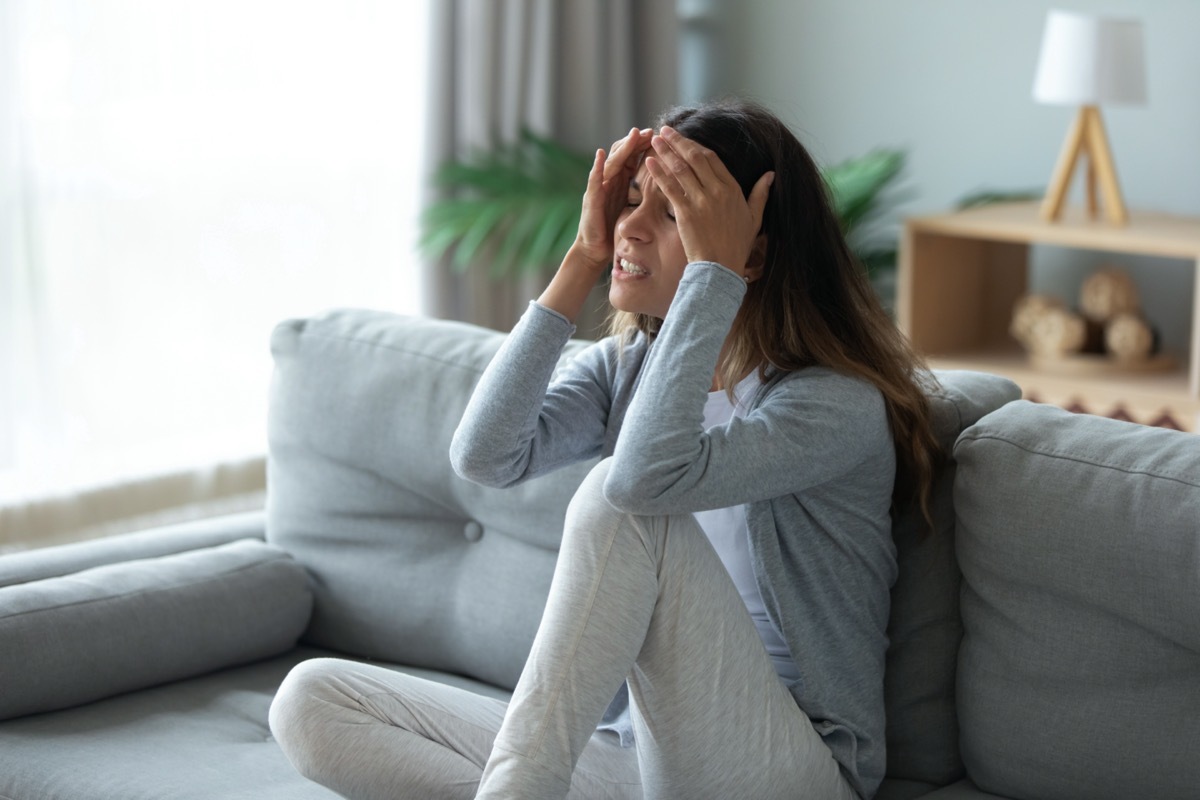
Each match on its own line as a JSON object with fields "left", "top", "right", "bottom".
{"left": 0, "top": 0, "right": 428, "bottom": 547}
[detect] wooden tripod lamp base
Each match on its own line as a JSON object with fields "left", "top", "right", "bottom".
{"left": 1041, "top": 104, "right": 1128, "bottom": 225}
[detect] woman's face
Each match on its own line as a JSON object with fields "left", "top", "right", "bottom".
{"left": 608, "top": 163, "right": 689, "bottom": 320}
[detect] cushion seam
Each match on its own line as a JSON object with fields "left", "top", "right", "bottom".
{"left": 956, "top": 432, "right": 1200, "bottom": 489}
{"left": 0, "top": 554, "right": 297, "bottom": 623}
{"left": 294, "top": 329, "right": 490, "bottom": 375}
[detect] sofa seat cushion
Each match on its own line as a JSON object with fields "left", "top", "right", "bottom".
{"left": 0, "top": 646, "right": 511, "bottom": 800}
{"left": 954, "top": 401, "right": 1200, "bottom": 800}
{"left": 0, "top": 538, "right": 312, "bottom": 720}
{"left": 915, "top": 778, "right": 1011, "bottom": 799}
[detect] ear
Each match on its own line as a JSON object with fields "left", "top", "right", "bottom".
{"left": 744, "top": 233, "right": 768, "bottom": 283}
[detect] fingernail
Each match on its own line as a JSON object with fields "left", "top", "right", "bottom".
{"left": 661, "top": 125, "right": 675, "bottom": 137}
{"left": 640, "top": 128, "right": 653, "bottom": 135}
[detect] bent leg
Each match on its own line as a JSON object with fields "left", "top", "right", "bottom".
{"left": 270, "top": 658, "right": 501, "bottom": 800}
{"left": 476, "top": 459, "right": 662, "bottom": 799}
{"left": 269, "top": 657, "right": 639, "bottom": 800}
{"left": 624, "top": 516, "right": 857, "bottom": 800}
{"left": 476, "top": 458, "right": 857, "bottom": 800}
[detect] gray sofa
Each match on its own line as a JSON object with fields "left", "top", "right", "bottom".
{"left": 1, "top": 309, "right": 1196, "bottom": 800}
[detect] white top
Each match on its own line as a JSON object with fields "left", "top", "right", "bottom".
{"left": 693, "top": 373, "right": 801, "bottom": 684}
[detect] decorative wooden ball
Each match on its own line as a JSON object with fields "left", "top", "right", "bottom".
{"left": 1028, "top": 307, "right": 1087, "bottom": 356}
{"left": 1079, "top": 268, "right": 1139, "bottom": 323}
{"left": 1010, "top": 294, "right": 1064, "bottom": 350}
{"left": 1105, "top": 312, "right": 1155, "bottom": 361}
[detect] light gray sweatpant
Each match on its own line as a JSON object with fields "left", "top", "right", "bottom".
{"left": 270, "top": 459, "right": 858, "bottom": 800}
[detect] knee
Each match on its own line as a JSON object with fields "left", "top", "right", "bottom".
{"left": 269, "top": 658, "right": 350, "bottom": 777}
{"left": 566, "top": 457, "right": 619, "bottom": 526}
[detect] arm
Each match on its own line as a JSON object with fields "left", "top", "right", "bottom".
{"left": 451, "top": 128, "right": 655, "bottom": 487}
{"left": 449, "top": 303, "right": 616, "bottom": 487}
{"left": 603, "top": 263, "right": 888, "bottom": 515}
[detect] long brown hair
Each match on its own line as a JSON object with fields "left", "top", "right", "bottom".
{"left": 609, "top": 98, "right": 943, "bottom": 528}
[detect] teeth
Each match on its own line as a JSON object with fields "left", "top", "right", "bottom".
{"left": 620, "top": 258, "right": 647, "bottom": 275}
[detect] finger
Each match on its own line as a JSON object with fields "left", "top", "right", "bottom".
{"left": 658, "top": 125, "right": 727, "bottom": 188}
{"left": 747, "top": 171, "right": 776, "bottom": 231}
{"left": 642, "top": 154, "right": 689, "bottom": 211}
{"left": 602, "top": 128, "right": 635, "bottom": 179}
{"left": 604, "top": 127, "right": 652, "bottom": 182}
{"left": 588, "top": 148, "right": 607, "bottom": 191}
{"left": 650, "top": 134, "right": 705, "bottom": 196}
{"left": 609, "top": 127, "right": 637, "bottom": 156}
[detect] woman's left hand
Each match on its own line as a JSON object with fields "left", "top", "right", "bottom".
{"left": 644, "top": 125, "right": 774, "bottom": 274}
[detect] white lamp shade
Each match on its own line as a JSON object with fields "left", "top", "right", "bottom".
{"left": 1033, "top": 9, "right": 1146, "bottom": 106}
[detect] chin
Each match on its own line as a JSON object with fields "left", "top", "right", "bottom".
{"left": 608, "top": 291, "right": 664, "bottom": 320}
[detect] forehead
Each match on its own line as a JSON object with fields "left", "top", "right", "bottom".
{"left": 629, "top": 163, "right": 659, "bottom": 194}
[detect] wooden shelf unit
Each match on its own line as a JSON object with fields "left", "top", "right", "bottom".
{"left": 898, "top": 201, "right": 1200, "bottom": 432}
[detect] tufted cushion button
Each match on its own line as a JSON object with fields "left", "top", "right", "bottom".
{"left": 463, "top": 521, "right": 484, "bottom": 542}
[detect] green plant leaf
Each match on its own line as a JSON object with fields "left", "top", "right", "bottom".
{"left": 492, "top": 200, "right": 549, "bottom": 276}
{"left": 421, "top": 131, "right": 909, "bottom": 281}
{"left": 419, "top": 201, "right": 498, "bottom": 264}
{"left": 956, "top": 188, "right": 1043, "bottom": 210}
{"left": 420, "top": 129, "right": 590, "bottom": 276}
{"left": 523, "top": 201, "right": 578, "bottom": 275}
{"left": 824, "top": 149, "right": 905, "bottom": 233}
{"left": 451, "top": 202, "right": 512, "bottom": 272}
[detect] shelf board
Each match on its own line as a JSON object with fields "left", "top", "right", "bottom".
{"left": 902, "top": 203, "right": 1200, "bottom": 431}
{"left": 921, "top": 350, "right": 1195, "bottom": 417}
{"left": 909, "top": 202, "right": 1200, "bottom": 260}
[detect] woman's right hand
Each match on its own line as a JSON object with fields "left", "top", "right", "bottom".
{"left": 571, "top": 127, "right": 653, "bottom": 271}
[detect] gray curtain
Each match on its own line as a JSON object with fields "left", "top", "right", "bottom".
{"left": 420, "top": 0, "right": 678, "bottom": 335}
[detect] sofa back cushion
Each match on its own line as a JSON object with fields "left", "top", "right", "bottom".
{"left": 953, "top": 401, "right": 1200, "bottom": 800}
{"left": 267, "top": 310, "right": 593, "bottom": 691}
{"left": 883, "top": 370, "right": 1020, "bottom": 787}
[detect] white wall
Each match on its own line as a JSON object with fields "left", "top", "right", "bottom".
{"left": 711, "top": 0, "right": 1200, "bottom": 351}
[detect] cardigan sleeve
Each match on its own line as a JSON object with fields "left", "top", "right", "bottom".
{"left": 603, "top": 262, "right": 889, "bottom": 515}
{"left": 449, "top": 301, "right": 615, "bottom": 487}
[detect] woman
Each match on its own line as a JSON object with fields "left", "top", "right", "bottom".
{"left": 270, "top": 98, "right": 941, "bottom": 800}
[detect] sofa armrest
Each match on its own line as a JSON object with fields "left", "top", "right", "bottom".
{"left": 953, "top": 401, "right": 1200, "bottom": 800}
{"left": 0, "top": 510, "right": 265, "bottom": 588}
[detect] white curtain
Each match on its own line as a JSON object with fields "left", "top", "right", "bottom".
{"left": 0, "top": 0, "right": 429, "bottom": 549}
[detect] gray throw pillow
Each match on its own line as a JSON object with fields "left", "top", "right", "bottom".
{"left": 884, "top": 370, "right": 1020, "bottom": 786}
{"left": 0, "top": 539, "right": 312, "bottom": 720}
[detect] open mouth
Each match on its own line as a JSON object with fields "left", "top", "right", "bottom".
{"left": 617, "top": 257, "right": 648, "bottom": 276}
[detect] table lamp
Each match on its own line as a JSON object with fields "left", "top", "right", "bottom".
{"left": 1033, "top": 9, "right": 1146, "bottom": 225}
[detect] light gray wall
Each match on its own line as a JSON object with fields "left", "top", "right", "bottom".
{"left": 715, "top": 0, "right": 1198, "bottom": 215}
{"left": 710, "top": 0, "right": 1199, "bottom": 352}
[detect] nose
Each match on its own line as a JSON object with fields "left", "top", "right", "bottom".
{"left": 616, "top": 203, "right": 651, "bottom": 243}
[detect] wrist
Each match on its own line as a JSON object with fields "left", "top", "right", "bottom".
{"left": 567, "top": 239, "right": 612, "bottom": 274}
{"left": 537, "top": 245, "right": 609, "bottom": 322}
